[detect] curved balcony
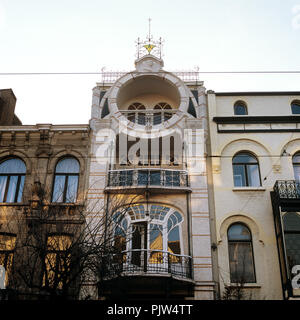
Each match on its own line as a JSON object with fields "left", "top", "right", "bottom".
{"left": 105, "top": 169, "right": 191, "bottom": 193}
{"left": 102, "top": 249, "right": 193, "bottom": 281}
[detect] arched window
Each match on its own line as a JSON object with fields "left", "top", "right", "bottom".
{"left": 128, "top": 102, "right": 146, "bottom": 125}
{"left": 228, "top": 223, "right": 256, "bottom": 283}
{"left": 234, "top": 101, "right": 248, "bottom": 115}
{"left": 153, "top": 102, "right": 172, "bottom": 124}
{"left": 232, "top": 152, "right": 261, "bottom": 187}
{"left": 52, "top": 157, "right": 79, "bottom": 203}
{"left": 291, "top": 101, "right": 300, "bottom": 114}
{"left": 293, "top": 153, "right": 300, "bottom": 182}
{"left": 112, "top": 204, "right": 183, "bottom": 267}
{"left": 0, "top": 158, "right": 26, "bottom": 203}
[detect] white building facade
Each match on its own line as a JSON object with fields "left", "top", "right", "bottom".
{"left": 86, "top": 46, "right": 215, "bottom": 299}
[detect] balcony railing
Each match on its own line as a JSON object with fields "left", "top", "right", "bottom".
{"left": 273, "top": 180, "right": 300, "bottom": 199}
{"left": 102, "top": 249, "right": 193, "bottom": 280}
{"left": 107, "top": 169, "right": 189, "bottom": 189}
{"left": 120, "top": 110, "right": 177, "bottom": 126}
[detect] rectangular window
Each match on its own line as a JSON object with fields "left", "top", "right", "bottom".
{"left": 0, "top": 234, "right": 16, "bottom": 287}
{"left": 43, "top": 235, "right": 72, "bottom": 290}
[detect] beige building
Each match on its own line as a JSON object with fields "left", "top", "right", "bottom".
{"left": 0, "top": 91, "right": 90, "bottom": 299}
{"left": 207, "top": 92, "right": 300, "bottom": 299}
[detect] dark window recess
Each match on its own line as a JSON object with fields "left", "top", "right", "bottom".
{"left": 100, "top": 90, "right": 106, "bottom": 101}
{"left": 283, "top": 213, "right": 300, "bottom": 276}
{"left": 191, "top": 90, "right": 198, "bottom": 104}
{"left": 101, "top": 99, "right": 109, "bottom": 118}
{"left": 291, "top": 102, "right": 300, "bottom": 115}
{"left": 234, "top": 101, "right": 248, "bottom": 115}
{"left": 187, "top": 98, "right": 197, "bottom": 118}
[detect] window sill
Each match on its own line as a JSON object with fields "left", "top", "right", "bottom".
{"left": 233, "top": 187, "right": 266, "bottom": 191}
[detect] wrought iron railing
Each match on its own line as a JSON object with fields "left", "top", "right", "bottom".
{"left": 100, "top": 72, "right": 200, "bottom": 83}
{"left": 120, "top": 110, "right": 177, "bottom": 126}
{"left": 102, "top": 249, "right": 193, "bottom": 280}
{"left": 273, "top": 180, "right": 300, "bottom": 199}
{"left": 107, "top": 169, "right": 189, "bottom": 188}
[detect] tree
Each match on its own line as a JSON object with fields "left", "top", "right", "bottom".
{"left": 0, "top": 180, "right": 139, "bottom": 300}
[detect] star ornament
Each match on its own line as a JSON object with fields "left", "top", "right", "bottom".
{"left": 143, "top": 44, "right": 156, "bottom": 54}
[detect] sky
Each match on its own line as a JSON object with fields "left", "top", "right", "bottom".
{"left": 0, "top": 0, "right": 300, "bottom": 125}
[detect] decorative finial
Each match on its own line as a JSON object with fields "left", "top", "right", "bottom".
{"left": 136, "top": 19, "right": 164, "bottom": 59}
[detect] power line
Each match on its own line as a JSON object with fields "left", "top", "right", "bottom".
{"left": 1, "top": 70, "right": 300, "bottom": 76}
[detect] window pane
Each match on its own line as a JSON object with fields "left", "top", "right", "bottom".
{"left": 234, "top": 104, "right": 247, "bottom": 115}
{"left": 17, "top": 175, "right": 25, "bottom": 203}
{"left": 150, "top": 171, "right": 160, "bottom": 185}
{"left": 138, "top": 171, "right": 148, "bottom": 185}
{"left": 292, "top": 103, "right": 300, "bottom": 114}
{"left": 284, "top": 233, "right": 300, "bottom": 272}
{"left": 233, "top": 165, "right": 246, "bottom": 187}
{"left": 228, "top": 224, "right": 251, "bottom": 241}
{"left": 294, "top": 165, "right": 300, "bottom": 182}
{"left": 6, "top": 176, "right": 18, "bottom": 203}
{"left": 52, "top": 176, "right": 65, "bottom": 202}
{"left": 0, "top": 159, "right": 26, "bottom": 174}
{"left": 137, "top": 113, "right": 145, "bottom": 125}
{"left": 229, "top": 242, "right": 256, "bottom": 283}
{"left": 293, "top": 153, "right": 300, "bottom": 164}
{"left": 66, "top": 175, "right": 78, "bottom": 203}
{"left": 168, "top": 226, "right": 180, "bottom": 254}
{"left": 149, "top": 226, "right": 163, "bottom": 264}
{"left": 153, "top": 112, "right": 162, "bottom": 125}
{"left": 56, "top": 158, "right": 79, "bottom": 174}
{"left": 233, "top": 154, "right": 257, "bottom": 164}
{"left": 283, "top": 212, "right": 300, "bottom": 232}
{"left": 0, "top": 176, "right": 7, "bottom": 202}
{"left": 246, "top": 164, "right": 261, "bottom": 187}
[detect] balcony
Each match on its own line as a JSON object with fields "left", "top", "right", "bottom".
{"left": 106, "top": 169, "right": 191, "bottom": 193}
{"left": 102, "top": 249, "right": 193, "bottom": 281}
{"left": 273, "top": 180, "right": 300, "bottom": 200}
{"left": 120, "top": 109, "right": 177, "bottom": 126}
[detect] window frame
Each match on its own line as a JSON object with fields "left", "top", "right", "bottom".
{"left": 51, "top": 157, "right": 80, "bottom": 204}
{"left": 234, "top": 101, "right": 248, "bottom": 116}
{"left": 0, "top": 157, "right": 26, "bottom": 203}
{"left": 291, "top": 100, "right": 300, "bottom": 115}
{"left": 292, "top": 152, "right": 300, "bottom": 182}
{"left": 0, "top": 232, "right": 17, "bottom": 287}
{"left": 43, "top": 233, "right": 73, "bottom": 290}
{"left": 227, "top": 223, "right": 256, "bottom": 284}
{"left": 232, "top": 152, "right": 262, "bottom": 187}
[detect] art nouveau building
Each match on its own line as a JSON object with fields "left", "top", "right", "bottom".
{"left": 87, "top": 45, "right": 215, "bottom": 299}
{"left": 207, "top": 92, "right": 300, "bottom": 299}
